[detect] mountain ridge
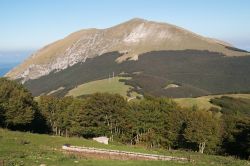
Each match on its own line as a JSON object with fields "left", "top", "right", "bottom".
{"left": 5, "top": 18, "right": 249, "bottom": 82}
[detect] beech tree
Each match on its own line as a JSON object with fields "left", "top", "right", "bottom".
{"left": 129, "top": 97, "right": 178, "bottom": 148}
{"left": 184, "top": 109, "right": 221, "bottom": 153}
{"left": 221, "top": 114, "right": 250, "bottom": 159}
{"left": 0, "top": 104, "right": 4, "bottom": 127}
{"left": 38, "top": 95, "right": 75, "bottom": 136}
{"left": 0, "top": 78, "right": 36, "bottom": 129}
{"left": 38, "top": 95, "right": 59, "bottom": 134}
{"left": 165, "top": 108, "right": 188, "bottom": 150}
{"left": 66, "top": 98, "right": 86, "bottom": 136}
{"left": 79, "top": 93, "right": 129, "bottom": 139}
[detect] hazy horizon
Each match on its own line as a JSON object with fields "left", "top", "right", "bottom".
{"left": 0, "top": 50, "right": 34, "bottom": 76}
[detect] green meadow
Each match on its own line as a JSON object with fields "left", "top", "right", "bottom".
{"left": 0, "top": 129, "right": 248, "bottom": 166}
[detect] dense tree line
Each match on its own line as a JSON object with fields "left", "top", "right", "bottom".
{"left": 0, "top": 78, "right": 249, "bottom": 159}
{"left": 210, "top": 97, "right": 250, "bottom": 159}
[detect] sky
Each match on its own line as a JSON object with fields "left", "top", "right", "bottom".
{"left": 0, "top": 0, "right": 250, "bottom": 53}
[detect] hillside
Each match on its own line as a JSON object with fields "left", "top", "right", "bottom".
{"left": 23, "top": 50, "right": 250, "bottom": 97}
{"left": 66, "top": 76, "right": 140, "bottom": 99}
{"left": 175, "top": 94, "right": 250, "bottom": 110}
{"left": 5, "top": 18, "right": 250, "bottom": 98}
{"left": 0, "top": 129, "right": 248, "bottom": 166}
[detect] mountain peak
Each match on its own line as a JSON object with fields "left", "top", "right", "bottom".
{"left": 5, "top": 19, "right": 249, "bottom": 81}
{"left": 127, "top": 17, "right": 148, "bottom": 22}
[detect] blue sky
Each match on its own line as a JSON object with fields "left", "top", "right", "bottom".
{"left": 0, "top": 0, "right": 250, "bottom": 51}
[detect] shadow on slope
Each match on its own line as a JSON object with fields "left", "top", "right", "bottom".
{"left": 24, "top": 50, "right": 250, "bottom": 98}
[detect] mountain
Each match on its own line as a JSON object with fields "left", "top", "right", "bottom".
{"left": 5, "top": 18, "right": 250, "bottom": 98}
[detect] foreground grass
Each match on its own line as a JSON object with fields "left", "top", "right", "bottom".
{"left": 0, "top": 129, "right": 248, "bottom": 166}
{"left": 175, "top": 93, "right": 250, "bottom": 110}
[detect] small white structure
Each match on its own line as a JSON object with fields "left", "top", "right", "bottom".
{"left": 93, "top": 136, "right": 109, "bottom": 145}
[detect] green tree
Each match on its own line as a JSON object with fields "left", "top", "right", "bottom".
{"left": 129, "top": 97, "right": 178, "bottom": 148}
{"left": 211, "top": 96, "right": 250, "bottom": 158}
{"left": 38, "top": 95, "right": 75, "bottom": 136}
{"left": 164, "top": 108, "right": 189, "bottom": 150}
{"left": 184, "top": 109, "right": 221, "bottom": 153}
{"left": 38, "top": 95, "right": 60, "bottom": 134}
{"left": 68, "top": 93, "right": 129, "bottom": 141}
{"left": 0, "top": 104, "right": 4, "bottom": 127}
{"left": 65, "top": 98, "right": 86, "bottom": 137}
{"left": 55, "top": 96, "right": 74, "bottom": 136}
{"left": 0, "top": 78, "right": 36, "bottom": 129}
{"left": 75, "top": 93, "right": 129, "bottom": 139}
{"left": 222, "top": 115, "right": 250, "bottom": 159}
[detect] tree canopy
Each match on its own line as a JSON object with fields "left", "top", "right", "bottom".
{"left": 0, "top": 78, "right": 36, "bottom": 130}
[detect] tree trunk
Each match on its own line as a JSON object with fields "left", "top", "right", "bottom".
{"left": 66, "top": 129, "right": 68, "bottom": 137}
{"left": 136, "top": 134, "right": 139, "bottom": 144}
{"left": 56, "top": 127, "right": 58, "bottom": 135}
{"left": 198, "top": 142, "right": 206, "bottom": 153}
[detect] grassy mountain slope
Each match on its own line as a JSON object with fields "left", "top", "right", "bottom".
{"left": 0, "top": 129, "right": 248, "bottom": 166}
{"left": 175, "top": 94, "right": 250, "bottom": 110}
{"left": 24, "top": 50, "right": 250, "bottom": 98}
{"left": 66, "top": 76, "right": 140, "bottom": 98}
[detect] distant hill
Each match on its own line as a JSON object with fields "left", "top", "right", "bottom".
{"left": 5, "top": 18, "right": 250, "bottom": 97}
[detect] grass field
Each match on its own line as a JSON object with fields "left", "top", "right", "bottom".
{"left": 0, "top": 129, "right": 249, "bottom": 166}
{"left": 174, "top": 93, "right": 250, "bottom": 110}
{"left": 66, "top": 77, "right": 139, "bottom": 99}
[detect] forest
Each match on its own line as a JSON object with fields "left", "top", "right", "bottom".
{"left": 0, "top": 78, "right": 249, "bottom": 159}
{"left": 24, "top": 50, "right": 250, "bottom": 97}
